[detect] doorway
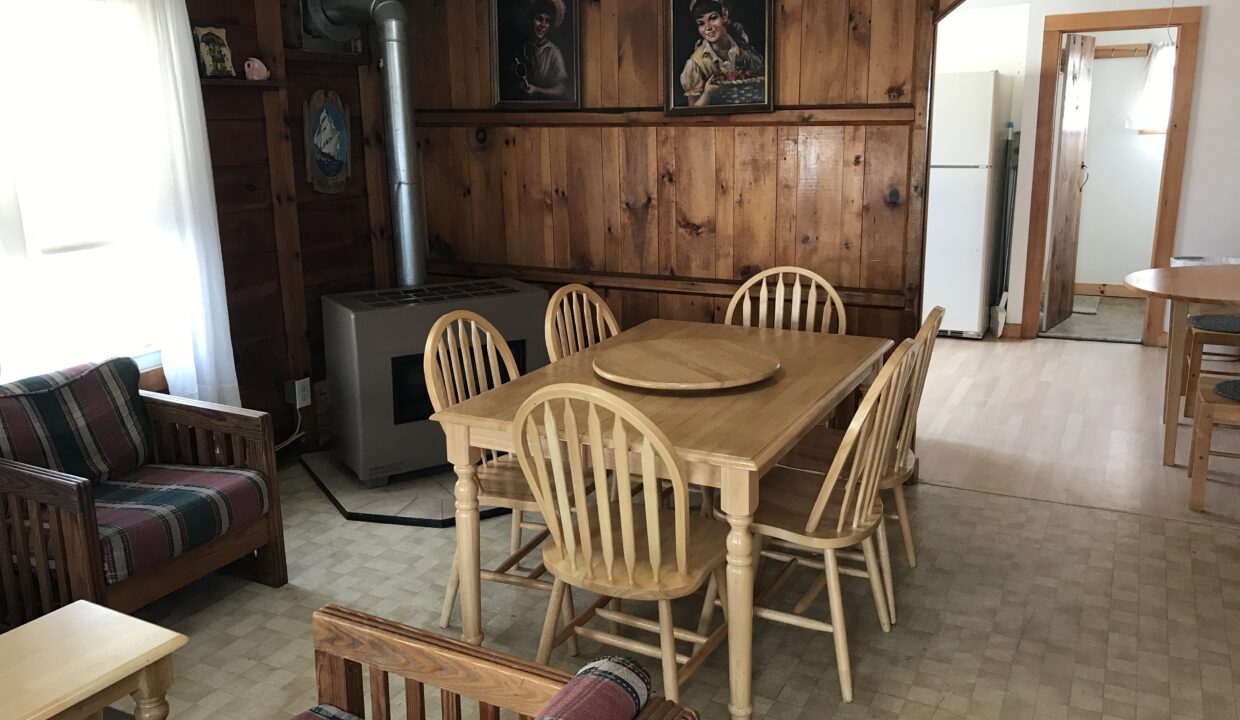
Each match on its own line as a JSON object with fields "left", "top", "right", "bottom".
{"left": 1037, "top": 27, "right": 1178, "bottom": 344}
{"left": 1020, "top": 7, "right": 1201, "bottom": 345}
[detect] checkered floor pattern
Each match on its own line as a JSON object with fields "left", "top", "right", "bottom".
{"left": 132, "top": 462, "right": 1240, "bottom": 720}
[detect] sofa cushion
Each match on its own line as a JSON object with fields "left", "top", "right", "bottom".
{"left": 538, "top": 656, "right": 653, "bottom": 720}
{"left": 0, "top": 358, "right": 152, "bottom": 484}
{"left": 289, "top": 706, "right": 361, "bottom": 720}
{"left": 95, "top": 464, "right": 270, "bottom": 584}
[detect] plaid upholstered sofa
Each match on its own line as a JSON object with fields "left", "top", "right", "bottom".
{"left": 0, "top": 358, "right": 286, "bottom": 629}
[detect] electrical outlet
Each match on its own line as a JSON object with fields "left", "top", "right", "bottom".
{"left": 284, "top": 377, "right": 313, "bottom": 409}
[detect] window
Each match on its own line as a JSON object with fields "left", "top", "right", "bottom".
{"left": 0, "top": 1, "right": 192, "bottom": 382}
{"left": 1130, "top": 41, "right": 1176, "bottom": 135}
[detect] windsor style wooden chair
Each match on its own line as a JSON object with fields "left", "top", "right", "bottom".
{"left": 545, "top": 284, "right": 622, "bottom": 362}
{"left": 424, "top": 311, "right": 579, "bottom": 649}
{"left": 724, "top": 267, "right": 847, "bottom": 335}
{"left": 749, "top": 339, "right": 919, "bottom": 702}
{"left": 512, "top": 384, "right": 729, "bottom": 702}
{"left": 778, "top": 307, "right": 944, "bottom": 580}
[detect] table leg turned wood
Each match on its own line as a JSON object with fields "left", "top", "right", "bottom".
{"left": 446, "top": 425, "right": 484, "bottom": 646}
{"left": 721, "top": 467, "right": 759, "bottom": 720}
{"left": 131, "top": 656, "right": 173, "bottom": 720}
{"left": 1163, "top": 300, "right": 1189, "bottom": 466}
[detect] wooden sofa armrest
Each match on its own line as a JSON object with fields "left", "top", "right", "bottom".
{"left": 0, "top": 459, "right": 104, "bottom": 628}
{"left": 139, "top": 390, "right": 275, "bottom": 474}
{"left": 312, "top": 604, "right": 698, "bottom": 719}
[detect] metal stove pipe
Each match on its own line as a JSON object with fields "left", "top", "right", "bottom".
{"left": 306, "top": 0, "right": 426, "bottom": 286}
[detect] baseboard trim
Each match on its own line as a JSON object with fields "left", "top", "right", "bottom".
{"left": 1074, "top": 282, "right": 1142, "bottom": 299}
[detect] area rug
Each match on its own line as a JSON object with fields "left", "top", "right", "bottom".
{"left": 1041, "top": 296, "right": 1143, "bottom": 343}
{"left": 301, "top": 451, "right": 510, "bottom": 527}
{"left": 1071, "top": 294, "right": 1101, "bottom": 315}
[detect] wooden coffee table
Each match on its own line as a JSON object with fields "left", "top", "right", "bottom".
{"left": 0, "top": 600, "right": 188, "bottom": 720}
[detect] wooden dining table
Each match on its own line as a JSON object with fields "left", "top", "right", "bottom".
{"left": 432, "top": 318, "right": 891, "bottom": 720}
{"left": 1125, "top": 264, "right": 1240, "bottom": 466}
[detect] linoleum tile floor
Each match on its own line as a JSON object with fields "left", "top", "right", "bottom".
{"left": 132, "top": 337, "right": 1240, "bottom": 720}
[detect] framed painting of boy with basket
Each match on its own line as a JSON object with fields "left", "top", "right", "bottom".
{"left": 666, "top": 0, "right": 773, "bottom": 115}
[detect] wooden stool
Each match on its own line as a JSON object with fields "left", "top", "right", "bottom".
{"left": 1184, "top": 315, "right": 1240, "bottom": 418}
{"left": 1188, "top": 380, "right": 1240, "bottom": 512}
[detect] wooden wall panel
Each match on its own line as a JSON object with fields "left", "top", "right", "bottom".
{"left": 422, "top": 120, "right": 916, "bottom": 318}
{"left": 180, "top": 0, "right": 934, "bottom": 434}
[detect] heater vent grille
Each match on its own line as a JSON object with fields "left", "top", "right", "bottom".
{"left": 354, "top": 280, "right": 518, "bottom": 308}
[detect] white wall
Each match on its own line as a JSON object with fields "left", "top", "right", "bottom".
{"left": 1006, "top": 0, "right": 1240, "bottom": 323}
{"left": 1075, "top": 28, "right": 1169, "bottom": 286}
{"left": 935, "top": 3, "right": 1031, "bottom": 127}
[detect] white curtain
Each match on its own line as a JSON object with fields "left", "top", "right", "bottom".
{"left": 0, "top": 0, "right": 240, "bottom": 405}
{"left": 1129, "top": 41, "right": 1176, "bottom": 134}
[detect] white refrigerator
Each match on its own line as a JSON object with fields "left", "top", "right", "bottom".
{"left": 923, "top": 71, "right": 1008, "bottom": 337}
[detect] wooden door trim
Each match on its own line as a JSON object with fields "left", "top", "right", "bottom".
{"left": 1020, "top": 7, "right": 1202, "bottom": 344}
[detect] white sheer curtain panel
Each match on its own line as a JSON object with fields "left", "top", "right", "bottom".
{"left": 0, "top": 0, "right": 240, "bottom": 404}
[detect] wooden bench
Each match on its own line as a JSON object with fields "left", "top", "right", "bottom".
{"left": 311, "top": 604, "right": 698, "bottom": 720}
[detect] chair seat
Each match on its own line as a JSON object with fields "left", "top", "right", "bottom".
{"left": 94, "top": 464, "right": 270, "bottom": 585}
{"left": 475, "top": 456, "right": 595, "bottom": 513}
{"left": 778, "top": 425, "right": 914, "bottom": 490}
{"left": 1189, "top": 314, "right": 1240, "bottom": 334}
{"left": 752, "top": 466, "right": 883, "bottom": 550}
{"left": 543, "top": 513, "right": 728, "bottom": 600}
{"left": 475, "top": 456, "right": 541, "bottom": 512}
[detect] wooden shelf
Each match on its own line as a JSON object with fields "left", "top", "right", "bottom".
{"left": 200, "top": 78, "right": 287, "bottom": 89}
{"left": 284, "top": 49, "right": 372, "bottom": 65}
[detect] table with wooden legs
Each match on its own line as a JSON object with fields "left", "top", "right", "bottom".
{"left": 0, "top": 600, "right": 187, "bottom": 720}
{"left": 1125, "top": 265, "right": 1240, "bottom": 466}
{"left": 434, "top": 319, "right": 890, "bottom": 720}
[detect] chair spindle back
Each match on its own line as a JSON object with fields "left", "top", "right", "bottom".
{"left": 892, "top": 307, "right": 944, "bottom": 472}
{"left": 513, "top": 384, "right": 690, "bottom": 584}
{"left": 424, "top": 311, "right": 521, "bottom": 414}
{"left": 545, "top": 284, "right": 621, "bottom": 362}
{"left": 724, "top": 267, "right": 847, "bottom": 335}
{"left": 807, "top": 339, "right": 920, "bottom": 535}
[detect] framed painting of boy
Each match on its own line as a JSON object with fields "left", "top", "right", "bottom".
{"left": 666, "top": 0, "right": 774, "bottom": 115}
{"left": 492, "top": 0, "right": 580, "bottom": 109}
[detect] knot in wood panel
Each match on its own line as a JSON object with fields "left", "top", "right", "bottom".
{"left": 885, "top": 187, "right": 901, "bottom": 206}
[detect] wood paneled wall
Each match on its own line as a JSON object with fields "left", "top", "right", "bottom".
{"left": 187, "top": 0, "right": 947, "bottom": 442}
{"left": 410, "top": 0, "right": 936, "bottom": 340}
{"left": 189, "top": 0, "right": 388, "bottom": 439}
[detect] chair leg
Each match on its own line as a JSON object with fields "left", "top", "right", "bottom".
{"left": 608, "top": 598, "right": 622, "bottom": 635}
{"left": 563, "top": 585, "right": 580, "bottom": 656}
{"left": 823, "top": 549, "right": 853, "bottom": 702}
{"left": 537, "top": 578, "right": 567, "bottom": 664}
{"left": 861, "top": 537, "right": 891, "bottom": 633}
{"left": 510, "top": 510, "right": 523, "bottom": 556}
{"left": 1186, "top": 332, "right": 1205, "bottom": 419}
{"left": 891, "top": 484, "right": 917, "bottom": 568}
{"left": 713, "top": 566, "right": 728, "bottom": 622}
{"left": 657, "top": 599, "right": 680, "bottom": 702}
{"left": 439, "top": 550, "right": 460, "bottom": 628}
{"left": 695, "top": 571, "right": 719, "bottom": 647}
{"left": 876, "top": 520, "right": 896, "bottom": 625}
{"left": 1189, "top": 403, "right": 1215, "bottom": 513}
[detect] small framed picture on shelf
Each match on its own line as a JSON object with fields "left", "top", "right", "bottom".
{"left": 492, "top": 0, "right": 580, "bottom": 109}
{"left": 665, "top": 0, "right": 774, "bottom": 115}
{"left": 193, "top": 26, "right": 236, "bottom": 78}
